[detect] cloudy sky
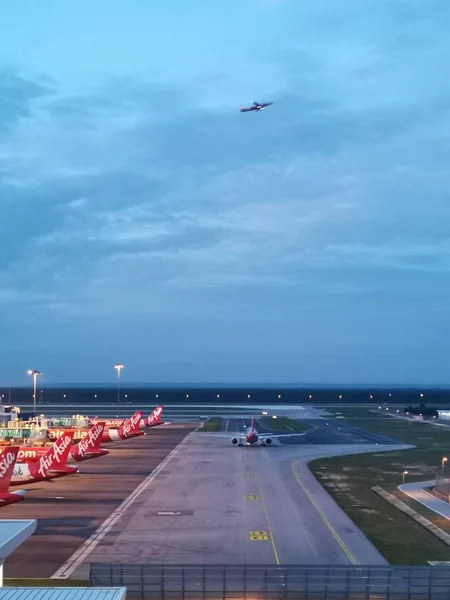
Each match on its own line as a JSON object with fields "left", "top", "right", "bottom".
{"left": 1, "top": 0, "right": 450, "bottom": 385}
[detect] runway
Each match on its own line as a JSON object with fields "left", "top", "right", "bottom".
{"left": 219, "top": 417, "right": 402, "bottom": 445}
{"left": 80, "top": 429, "right": 410, "bottom": 568}
{"left": 2, "top": 423, "right": 197, "bottom": 579}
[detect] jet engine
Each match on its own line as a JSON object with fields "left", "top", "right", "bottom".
{"left": 265, "top": 437, "right": 272, "bottom": 445}
{"left": 231, "top": 437, "right": 238, "bottom": 445}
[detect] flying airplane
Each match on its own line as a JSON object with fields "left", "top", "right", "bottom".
{"left": 205, "top": 417, "right": 302, "bottom": 447}
{"left": 46, "top": 411, "right": 144, "bottom": 443}
{"left": 240, "top": 101, "right": 273, "bottom": 113}
{"left": 89, "top": 406, "right": 169, "bottom": 430}
{"left": 15, "top": 422, "right": 109, "bottom": 464}
{"left": 9, "top": 431, "right": 79, "bottom": 485}
{"left": 0, "top": 447, "right": 27, "bottom": 506}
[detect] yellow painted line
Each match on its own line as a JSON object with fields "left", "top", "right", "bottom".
{"left": 244, "top": 472, "right": 253, "bottom": 477}
{"left": 249, "top": 530, "right": 268, "bottom": 541}
{"left": 255, "top": 477, "right": 280, "bottom": 565}
{"left": 246, "top": 494, "right": 259, "bottom": 500}
{"left": 291, "top": 461, "right": 357, "bottom": 565}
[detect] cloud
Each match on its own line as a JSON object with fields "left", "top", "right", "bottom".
{"left": 1, "top": 0, "right": 450, "bottom": 382}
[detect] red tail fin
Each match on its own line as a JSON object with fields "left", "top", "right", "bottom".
{"left": 118, "top": 411, "right": 142, "bottom": 437}
{"left": 38, "top": 431, "right": 74, "bottom": 477}
{"left": 145, "top": 405, "right": 163, "bottom": 427}
{"left": 0, "top": 447, "right": 19, "bottom": 491}
{"left": 73, "top": 422, "right": 105, "bottom": 457}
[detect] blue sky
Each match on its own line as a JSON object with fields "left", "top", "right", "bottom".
{"left": 1, "top": 0, "right": 450, "bottom": 385}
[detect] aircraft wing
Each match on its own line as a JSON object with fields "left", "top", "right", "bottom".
{"left": 199, "top": 432, "right": 246, "bottom": 437}
{"left": 258, "top": 432, "right": 303, "bottom": 439}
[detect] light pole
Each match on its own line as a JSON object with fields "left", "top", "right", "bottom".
{"left": 402, "top": 470, "right": 408, "bottom": 484}
{"left": 27, "top": 370, "right": 41, "bottom": 417}
{"left": 442, "top": 457, "right": 448, "bottom": 472}
{"left": 114, "top": 364, "right": 124, "bottom": 417}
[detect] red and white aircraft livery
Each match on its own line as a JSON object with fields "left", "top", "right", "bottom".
{"left": 47, "top": 411, "right": 144, "bottom": 443}
{"left": 10, "top": 431, "right": 79, "bottom": 485}
{"left": 90, "top": 405, "right": 167, "bottom": 430}
{"left": 208, "top": 417, "right": 300, "bottom": 447}
{"left": 0, "top": 447, "right": 26, "bottom": 507}
{"left": 16, "top": 422, "right": 109, "bottom": 464}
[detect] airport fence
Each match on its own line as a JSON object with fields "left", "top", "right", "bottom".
{"left": 89, "top": 563, "right": 450, "bottom": 600}
{"left": 434, "top": 472, "right": 450, "bottom": 498}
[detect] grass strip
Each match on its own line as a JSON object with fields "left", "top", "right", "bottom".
{"left": 198, "top": 417, "right": 221, "bottom": 432}
{"left": 309, "top": 408, "right": 450, "bottom": 564}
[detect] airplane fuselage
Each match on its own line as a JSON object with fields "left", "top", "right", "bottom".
{"left": 245, "top": 428, "right": 259, "bottom": 445}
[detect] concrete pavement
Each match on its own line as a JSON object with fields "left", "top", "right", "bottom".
{"left": 399, "top": 481, "right": 450, "bottom": 520}
{"left": 78, "top": 428, "right": 412, "bottom": 568}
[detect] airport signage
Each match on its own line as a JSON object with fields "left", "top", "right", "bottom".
{"left": 0, "top": 428, "right": 32, "bottom": 439}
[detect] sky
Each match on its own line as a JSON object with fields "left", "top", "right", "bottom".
{"left": 1, "top": 0, "right": 450, "bottom": 385}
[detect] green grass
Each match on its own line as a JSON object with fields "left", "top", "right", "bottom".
{"left": 198, "top": 417, "right": 221, "bottom": 432}
{"left": 261, "top": 416, "right": 310, "bottom": 433}
{"left": 309, "top": 407, "right": 450, "bottom": 564}
{"left": 4, "top": 579, "right": 89, "bottom": 587}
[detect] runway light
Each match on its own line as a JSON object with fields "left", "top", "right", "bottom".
{"left": 262, "top": 411, "right": 268, "bottom": 415}
{"left": 272, "top": 415, "right": 277, "bottom": 419}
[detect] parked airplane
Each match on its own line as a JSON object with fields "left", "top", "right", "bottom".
{"left": 0, "top": 447, "right": 26, "bottom": 506}
{"left": 47, "top": 411, "right": 144, "bottom": 443}
{"left": 89, "top": 406, "right": 168, "bottom": 430}
{"left": 16, "top": 422, "right": 109, "bottom": 464}
{"left": 9, "top": 431, "right": 79, "bottom": 485}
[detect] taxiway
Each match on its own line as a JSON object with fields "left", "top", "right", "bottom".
{"left": 77, "top": 422, "right": 411, "bottom": 570}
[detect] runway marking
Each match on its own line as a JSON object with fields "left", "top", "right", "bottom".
{"left": 246, "top": 494, "right": 259, "bottom": 500}
{"left": 291, "top": 461, "right": 357, "bottom": 565}
{"left": 249, "top": 530, "right": 268, "bottom": 541}
{"left": 255, "top": 476, "right": 280, "bottom": 564}
{"left": 225, "top": 419, "right": 230, "bottom": 432}
{"left": 51, "top": 431, "right": 196, "bottom": 579}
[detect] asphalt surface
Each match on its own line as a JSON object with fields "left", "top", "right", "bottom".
{"left": 81, "top": 427, "right": 409, "bottom": 567}
{"left": 219, "top": 417, "right": 402, "bottom": 445}
{"left": 2, "top": 423, "right": 196, "bottom": 579}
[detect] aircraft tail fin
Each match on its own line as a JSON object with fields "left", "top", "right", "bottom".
{"left": 145, "top": 405, "right": 163, "bottom": 427}
{"left": 73, "top": 422, "right": 105, "bottom": 457}
{"left": 118, "top": 411, "right": 142, "bottom": 437}
{"left": 0, "top": 446, "right": 19, "bottom": 491}
{"left": 38, "top": 430, "right": 74, "bottom": 476}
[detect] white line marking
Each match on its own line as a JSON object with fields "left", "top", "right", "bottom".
{"left": 51, "top": 431, "right": 196, "bottom": 579}
{"left": 157, "top": 511, "right": 181, "bottom": 515}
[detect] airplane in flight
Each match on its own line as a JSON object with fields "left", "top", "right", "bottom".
{"left": 240, "top": 101, "right": 273, "bottom": 113}
{"left": 0, "top": 447, "right": 27, "bottom": 507}
{"left": 89, "top": 405, "right": 168, "bottom": 430}
{"left": 206, "top": 417, "right": 301, "bottom": 447}
{"left": 47, "top": 411, "right": 144, "bottom": 443}
{"left": 16, "top": 422, "right": 109, "bottom": 464}
{"left": 9, "top": 431, "right": 79, "bottom": 485}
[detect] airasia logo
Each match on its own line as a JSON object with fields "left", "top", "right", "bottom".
{"left": 0, "top": 452, "right": 15, "bottom": 477}
{"left": 38, "top": 433, "right": 71, "bottom": 477}
{"left": 122, "top": 413, "right": 140, "bottom": 436}
{"left": 149, "top": 407, "right": 162, "bottom": 423}
{"left": 77, "top": 424, "right": 103, "bottom": 456}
